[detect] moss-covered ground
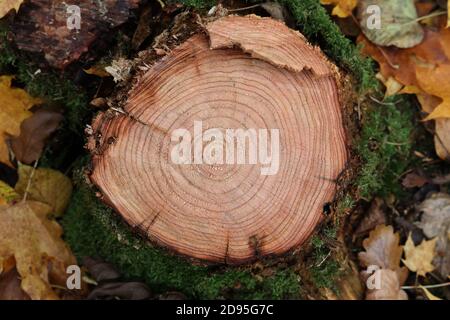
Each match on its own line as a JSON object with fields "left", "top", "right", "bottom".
{"left": 0, "top": 0, "right": 420, "bottom": 298}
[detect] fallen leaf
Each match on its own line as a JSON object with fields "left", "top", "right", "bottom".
{"left": 420, "top": 285, "right": 442, "bottom": 300}
{"left": 435, "top": 118, "right": 450, "bottom": 160}
{"left": 402, "top": 172, "right": 430, "bottom": 188}
{"left": 89, "top": 97, "right": 108, "bottom": 108}
{"left": 354, "top": 197, "right": 386, "bottom": 236}
{"left": 358, "top": 0, "right": 424, "bottom": 48}
{"left": 10, "top": 109, "right": 63, "bottom": 165}
{"left": 358, "top": 28, "right": 450, "bottom": 89}
{"left": 0, "top": 201, "right": 76, "bottom": 299}
{"left": 0, "top": 0, "right": 24, "bottom": 18}
{"left": 417, "top": 64, "right": 450, "bottom": 120}
{"left": 416, "top": 193, "right": 450, "bottom": 277}
{"left": 158, "top": 291, "right": 187, "bottom": 300}
{"left": 0, "top": 267, "right": 31, "bottom": 300}
{"left": 402, "top": 233, "right": 437, "bottom": 277}
{"left": 358, "top": 224, "right": 408, "bottom": 284}
{"left": 0, "top": 76, "right": 41, "bottom": 167}
{"left": 320, "top": 0, "right": 358, "bottom": 18}
{"left": 15, "top": 165, "right": 72, "bottom": 216}
{"left": 365, "top": 269, "right": 408, "bottom": 300}
{"left": 83, "top": 67, "right": 111, "bottom": 78}
{"left": 87, "top": 282, "right": 152, "bottom": 300}
{"left": 131, "top": 5, "right": 153, "bottom": 50}
{"left": 0, "top": 180, "right": 20, "bottom": 207}
{"left": 83, "top": 257, "right": 121, "bottom": 282}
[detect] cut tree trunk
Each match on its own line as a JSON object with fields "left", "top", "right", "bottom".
{"left": 88, "top": 15, "right": 348, "bottom": 264}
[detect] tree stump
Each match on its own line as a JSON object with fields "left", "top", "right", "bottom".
{"left": 88, "top": 15, "right": 348, "bottom": 263}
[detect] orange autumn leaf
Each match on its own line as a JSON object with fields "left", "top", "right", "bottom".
{"left": 0, "top": 76, "right": 42, "bottom": 167}
{"left": 320, "top": 0, "right": 358, "bottom": 18}
{"left": 416, "top": 64, "right": 450, "bottom": 120}
{"left": 358, "top": 29, "right": 450, "bottom": 89}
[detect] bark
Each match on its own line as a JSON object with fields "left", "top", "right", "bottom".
{"left": 88, "top": 15, "right": 348, "bottom": 264}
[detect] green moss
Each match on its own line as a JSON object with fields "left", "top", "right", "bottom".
{"left": 309, "top": 225, "right": 341, "bottom": 292}
{"left": 176, "top": 0, "right": 217, "bottom": 9}
{"left": 356, "top": 96, "right": 415, "bottom": 199}
{"left": 279, "top": 0, "right": 378, "bottom": 92}
{"left": 62, "top": 161, "right": 301, "bottom": 299}
{"left": 336, "top": 194, "right": 355, "bottom": 214}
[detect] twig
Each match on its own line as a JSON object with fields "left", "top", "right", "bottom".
{"left": 22, "top": 159, "right": 39, "bottom": 202}
{"left": 228, "top": 4, "right": 261, "bottom": 12}
{"left": 369, "top": 96, "right": 401, "bottom": 106}
{"left": 401, "top": 11, "right": 447, "bottom": 26}
{"left": 316, "top": 251, "right": 331, "bottom": 267}
{"left": 402, "top": 281, "right": 450, "bottom": 290}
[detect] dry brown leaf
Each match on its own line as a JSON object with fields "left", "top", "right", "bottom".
{"left": 358, "top": 224, "right": 408, "bottom": 284}
{"left": 320, "top": 0, "right": 357, "bottom": 18}
{"left": 358, "top": 27, "right": 450, "bottom": 160}
{"left": 354, "top": 197, "right": 386, "bottom": 236}
{"left": 435, "top": 118, "right": 450, "bottom": 161}
{"left": 358, "top": 28, "right": 450, "bottom": 89}
{"left": 402, "top": 233, "right": 437, "bottom": 277}
{"left": 15, "top": 165, "right": 72, "bottom": 216}
{"left": 0, "top": 267, "right": 31, "bottom": 300}
{"left": 0, "top": 76, "right": 41, "bottom": 167}
{"left": 0, "top": 0, "right": 24, "bottom": 18}
{"left": 416, "top": 193, "right": 450, "bottom": 277}
{"left": 402, "top": 172, "right": 430, "bottom": 188}
{"left": 10, "top": 109, "right": 63, "bottom": 165}
{"left": 365, "top": 269, "right": 408, "bottom": 300}
{"left": 84, "top": 66, "right": 111, "bottom": 78}
{"left": 0, "top": 201, "right": 76, "bottom": 299}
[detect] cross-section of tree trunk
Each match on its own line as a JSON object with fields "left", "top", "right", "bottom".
{"left": 88, "top": 15, "right": 348, "bottom": 263}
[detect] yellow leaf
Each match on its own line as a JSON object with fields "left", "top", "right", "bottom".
{"left": 0, "top": 0, "right": 24, "bottom": 19}
{"left": 0, "top": 201, "right": 76, "bottom": 299}
{"left": 15, "top": 165, "right": 73, "bottom": 216}
{"left": 419, "top": 286, "right": 442, "bottom": 300}
{"left": 0, "top": 180, "right": 20, "bottom": 207}
{"left": 320, "top": 0, "right": 358, "bottom": 18}
{"left": 0, "top": 76, "right": 42, "bottom": 167}
{"left": 402, "top": 234, "right": 437, "bottom": 277}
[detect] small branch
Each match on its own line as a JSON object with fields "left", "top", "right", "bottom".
{"left": 22, "top": 159, "right": 39, "bottom": 203}
{"left": 401, "top": 11, "right": 447, "bottom": 26}
{"left": 402, "top": 281, "right": 450, "bottom": 290}
{"left": 316, "top": 251, "right": 331, "bottom": 267}
{"left": 228, "top": 4, "right": 261, "bottom": 12}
